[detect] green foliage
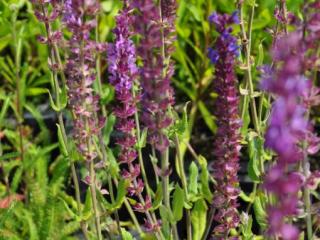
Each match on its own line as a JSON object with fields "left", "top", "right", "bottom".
{"left": 191, "top": 199, "right": 207, "bottom": 240}
{"left": 172, "top": 184, "right": 184, "bottom": 222}
{"left": 0, "top": 0, "right": 316, "bottom": 239}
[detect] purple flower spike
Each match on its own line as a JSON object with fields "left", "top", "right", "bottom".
{"left": 108, "top": 8, "right": 162, "bottom": 232}
{"left": 132, "top": 0, "right": 176, "bottom": 152}
{"left": 262, "top": 31, "right": 313, "bottom": 239}
{"left": 208, "top": 12, "right": 241, "bottom": 238}
{"left": 107, "top": 6, "right": 144, "bottom": 189}
{"left": 63, "top": 0, "right": 104, "bottom": 161}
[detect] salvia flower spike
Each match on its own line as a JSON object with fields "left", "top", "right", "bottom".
{"left": 208, "top": 11, "right": 242, "bottom": 238}
{"left": 107, "top": 4, "right": 161, "bottom": 233}
{"left": 132, "top": 0, "right": 175, "bottom": 152}
{"left": 63, "top": 0, "right": 104, "bottom": 161}
{"left": 261, "top": 33, "right": 309, "bottom": 240}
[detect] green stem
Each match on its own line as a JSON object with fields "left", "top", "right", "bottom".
{"left": 112, "top": 177, "right": 142, "bottom": 234}
{"left": 95, "top": 15, "right": 106, "bottom": 117}
{"left": 301, "top": 98, "right": 313, "bottom": 239}
{"left": 174, "top": 135, "right": 192, "bottom": 240}
{"left": 79, "top": 19, "right": 101, "bottom": 238}
{"left": 132, "top": 87, "right": 152, "bottom": 196}
{"left": 157, "top": 1, "right": 179, "bottom": 238}
{"left": 151, "top": 146, "right": 160, "bottom": 185}
{"left": 133, "top": 179, "right": 165, "bottom": 240}
{"left": 161, "top": 149, "right": 179, "bottom": 240}
{"left": 239, "top": 0, "right": 260, "bottom": 135}
{"left": 108, "top": 176, "right": 122, "bottom": 238}
{"left": 39, "top": 5, "right": 88, "bottom": 238}
{"left": 89, "top": 158, "right": 103, "bottom": 240}
{"left": 94, "top": 14, "right": 122, "bottom": 237}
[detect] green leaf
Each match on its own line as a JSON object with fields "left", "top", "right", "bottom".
{"left": 96, "top": 191, "right": 113, "bottom": 210}
{"left": 56, "top": 124, "right": 68, "bottom": 157}
{"left": 256, "top": 41, "right": 264, "bottom": 66}
{"left": 137, "top": 128, "right": 148, "bottom": 149}
{"left": 240, "top": 213, "right": 254, "bottom": 240}
{"left": 11, "top": 166, "right": 23, "bottom": 192}
{"left": 247, "top": 134, "right": 264, "bottom": 182}
{"left": 60, "top": 197, "right": 80, "bottom": 222}
{"left": 25, "top": 87, "right": 47, "bottom": 96}
{"left": 22, "top": 209, "right": 39, "bottom": 240}
{"left": 113, "top": 179, "right": 128, "bottom": 209}
{"left": 107, "top": 148, "right": 119, "bottom": 178}
{"left": 239, "top": 191, "right": 254, "bottom": 203}
{"left": 246, "top": 0, "right": 256, "bottom": 7}
{"left": 0, "top": 96, "right": 11, "bottom": 127}
{"left": 253, "top": 193, "right": 267, "bottom": 230}
{"left": 159, "top": 205, "right": 174, "bottom": 224}
{"left": 0, "top": 34, "right": 11, "bottom": 52}
{"left": 97, "top": 179, "right": 128, "bottom": 211}
{"left": 151, "top": 183, "right": 163, "bottom": 210}
{"left": 188, "top": 162, "right": 198, "bottom": 195}
{"left": 59, "top": 84, "right": 68, "bottom": 110}
{"left": 198, "top": 155, "right": 213, "bottom": 202}
{"left": 172, "top": 184, "right": 184, "bottom": 221}
{"left": 187, "top": 4, "right": 202, "bottom": 21}
{"left": 47, "top": 90, "right": 60, "bottom": 112}
{"left": 121, "top": 228, "right": 134, "bottom": 240}
{"left": 0, "top": 152, "right": 20, "bottom": 161}
{"left": 191, "top": 199, "right": 207, "bottom": 240}
{"left": 103, "top": 114, "right": 116, "bottom": 145}
{"left": 82, "top": 189, "right": 92, "bottom": 221}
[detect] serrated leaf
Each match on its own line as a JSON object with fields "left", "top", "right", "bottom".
{"left": 172, "top": 184, "right": 184, "bottom": 221}
{"left": 191, "top": 199, "right": 207, "bottom": 240}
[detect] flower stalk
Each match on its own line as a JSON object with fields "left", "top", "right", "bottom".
{"left": 208, "top": 11, "right": 242, "bottom": 238}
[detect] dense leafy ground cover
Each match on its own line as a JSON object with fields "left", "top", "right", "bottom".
{"left": 0, "top": 0, "right": 319, "bottom": 239}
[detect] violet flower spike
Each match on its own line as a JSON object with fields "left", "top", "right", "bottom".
{"left": 132, "top": 0, "right": 176, "bottom": 152}
{"left": 107, "top": 5, "right": 160, "bottom": 232}
{"left": 261, "top": 33, "right": 309, "bottom": 240}
{"left": 208, "top": 11, "right": 242, "bottom": 238}
{"left": 63, "top": 0, "right": 104, "bottom": 161}
{"left": 107, "top": 5, "right": 140, "bottom": 189}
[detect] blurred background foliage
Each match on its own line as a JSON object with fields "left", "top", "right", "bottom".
{"left": 0, "top": 0, "right": 307, "bottom": 239}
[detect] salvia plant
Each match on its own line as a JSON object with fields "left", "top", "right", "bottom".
{"left": 0, "top": 0, "right": 320, "bottom": 240}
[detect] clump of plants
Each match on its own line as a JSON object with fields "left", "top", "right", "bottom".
{"left": 0, "top": 0, "right": 320, "bottom": 240}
